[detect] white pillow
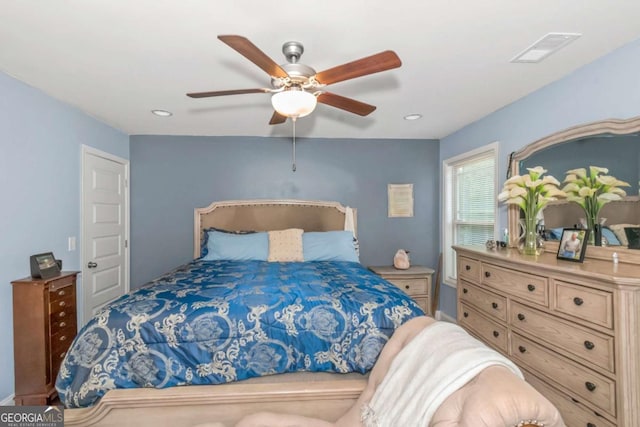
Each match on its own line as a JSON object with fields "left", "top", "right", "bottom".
{"left": 268, "top": 229, "right": 304, "bottom": 262}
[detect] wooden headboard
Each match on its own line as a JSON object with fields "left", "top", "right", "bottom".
{"left": 194, "top": 199, "right": 357, "bottom": 258}
{"left": 543, "top": 196, "right": 640, "bottom": 229}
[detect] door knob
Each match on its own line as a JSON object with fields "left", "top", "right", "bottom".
{"left": 87, "top": 261, "right": 98, "bottom": 268}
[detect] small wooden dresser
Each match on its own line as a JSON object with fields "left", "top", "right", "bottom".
{"left": 454, "top": 246, "right": 640, "bottom": 427}
{"left": 11, "top": 271, "right": 79, "bottom": 405}
{"left": 369, "top": 265, "right": 434, "bottom": 315}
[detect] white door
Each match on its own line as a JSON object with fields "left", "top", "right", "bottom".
{"left": 82, "top": 146, "right": 129, "bottom": 324}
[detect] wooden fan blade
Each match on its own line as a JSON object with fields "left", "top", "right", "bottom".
{"left": 218, "top": 35, "right": 289, "bottom": 78}
{"left": 186, "top": 88, "right": 269, "bottom": 98}
{"left": 314, "top": 50, "right": 401, "bottom": 85}
{"left": 269, "top": 111, "right": 287, "bottom": 125}
{"left": 317, "top": 92, "right": 376, "bottom": 116}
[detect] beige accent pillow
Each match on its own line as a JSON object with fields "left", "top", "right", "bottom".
{"left": 609, "top": 224, "right": 640, "bottom": 246}
{"left": 268, "top": 228, "right": 304, "bottom": 262}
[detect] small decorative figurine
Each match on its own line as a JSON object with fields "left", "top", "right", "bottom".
{"left": 393, "top": 249, "right": 411, "bottom": 270}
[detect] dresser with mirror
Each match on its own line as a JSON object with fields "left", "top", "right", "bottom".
{"left": 507, "top": 116, "right": 640, "bottom": 265}
{"left": 455, "top": 116, "right": 640, "bottom": 426}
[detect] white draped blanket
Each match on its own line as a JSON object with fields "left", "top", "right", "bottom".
{"left": 362, "top": 322, "right": 523, "bottom": 427}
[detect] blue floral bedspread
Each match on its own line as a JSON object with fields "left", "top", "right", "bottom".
{"left": 56, "top": 260, "right": 423, "bottom": 408}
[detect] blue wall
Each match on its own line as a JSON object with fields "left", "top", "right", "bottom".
{"left": 438, "top": 38, "right": 640, "bottom": 318}
{"left": 129, "top": 135, "right": 440, "bottom": 288}
{"left": 0, "top": 72, "right": 128, "bottom": 402}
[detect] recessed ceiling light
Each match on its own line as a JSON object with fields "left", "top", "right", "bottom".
{"left": 151, "top": 109, "right": 172, "bottom": 117}
{"left": 404, "top": 114, "right": 422, "bottom": 121}
{"left": 511, "top": 33, "right": 581, "bottom": 63}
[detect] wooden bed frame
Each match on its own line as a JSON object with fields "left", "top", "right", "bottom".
{"left": 65, "top": 199, "right": 364, "bottom": 426}
{"left": 193, "top": 199, "right": 357, "bottom": 258}
{"left": 63, "top": 374, "right": 366, "bottom": 426}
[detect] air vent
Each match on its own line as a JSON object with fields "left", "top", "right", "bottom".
{"left": 511, "top": 32, "right": 581, "bottom": 63}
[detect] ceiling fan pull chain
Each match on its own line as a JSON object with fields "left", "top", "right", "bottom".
{"left": 292, "top": 117, "right": 297, "bottom": 172}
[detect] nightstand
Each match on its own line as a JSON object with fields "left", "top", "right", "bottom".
{"left": 369, "top": 265, "right": 434, "bottom": 315}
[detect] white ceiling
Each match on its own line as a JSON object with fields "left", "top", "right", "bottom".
{"left": 2, "top": 1, "right": 640, "bottom": 140}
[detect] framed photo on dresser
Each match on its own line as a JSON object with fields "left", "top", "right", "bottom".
{"left": 556, "top": 228, "right": 588, "bottom": 262}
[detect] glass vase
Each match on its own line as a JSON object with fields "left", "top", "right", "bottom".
{"left": 518, "top": 215, "right": 544, "bottom": 256}
{"left": 585, "top": 214, "right": 601, "bottom": 246}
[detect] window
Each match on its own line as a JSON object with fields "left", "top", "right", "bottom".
{"left": 443, "top": 142, "right": 498, "bottom": 286}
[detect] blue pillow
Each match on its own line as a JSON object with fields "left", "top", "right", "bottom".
{"left": 200, "top": 227, "right": 256, "bottom": 258}
{"left": 202, "top": 230, "right": 269, "bottom": 261}
{"left": 548, "top": 227, "right": 564, "bottom": 240}
{"left": 303, "top": 231, "right": 359, "bottom": 263}
{"left": 602, "top": 226, "right": 621, "bottom": 246}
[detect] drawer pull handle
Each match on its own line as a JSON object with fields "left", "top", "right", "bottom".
{"left": 58, "top": 290, "right": 65, "bottom": 296}
{"left": 59, "top": 321, "right": 66, "bottom": 328}
{"left": 573, "top": 297, "right": 584, "bottom": 306}
{"left": 59, "top": 335, "right": 67, "bottom": 342}
{"left": 586, "top": 423, "right": 596, "bottom": 427}
{"left": 463, "top": 312, "right": 469, "bottom": 318}
{"left": 484, "top": 271, "right": 491, "bottom": 278}
{"left": 59, "top": 301, "right": 66, "bottom": 307}
{"left": 493, "top": 331, "right": 499, "bottom": 338}
{"left": 527, "top": 284, "right": 536, "bottom": 292}
{"left": 465, "top": 265, "right": 471, "bottom": 271}
{"left": 491, "top": 302, "right": 498, "bottom": 309}
{"left": 463, "top": 288, "right": 468, "bottom": 294}
{"left": 584, "top": 340, "right": 595, "bottom": 350}
{"left": 59, "top": 311, "right": 66, "bottom": 318}
{"left": 585, "top": 382, "right": 597, "bottom": 392}
{"left": 518, "top": 346, "right": 527, "bottom": 353}
{"left": 517, "top": 313, "right": 526, "bottom": 321}
{"left": 405, "top": 285, "right": 410, "bottom": 290}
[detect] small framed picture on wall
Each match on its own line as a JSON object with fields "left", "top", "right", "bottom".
{"left": 556, "top": 228, "right": 589, "bottom": 262}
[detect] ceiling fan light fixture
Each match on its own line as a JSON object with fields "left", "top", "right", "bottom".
{"left": 271, "top": 88, "right": 317, "bottom": 118}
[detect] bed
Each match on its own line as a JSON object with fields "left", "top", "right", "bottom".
{"left": 60, "top": 200, "right": 422, "bottom": 421}
{"left": 61, "top": 199, "right": 563, "bottom": 426}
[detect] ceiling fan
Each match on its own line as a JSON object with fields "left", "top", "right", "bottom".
{"left": 187, "top": 35, "right": 402, "bottom": 125}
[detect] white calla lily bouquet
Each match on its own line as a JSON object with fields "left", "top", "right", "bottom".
{"left": 498, "top": 166, "right": 566, "bottom": 223}
{"left": 498, "top": 166, "right": 566, "bottom": 254}
{"left": 562, "top": 166, "right": 630, "bottom": 243}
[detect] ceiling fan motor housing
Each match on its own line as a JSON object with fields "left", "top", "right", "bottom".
{"left": 271, "top": 41, "right": 317, "bottom": 89}
{"left": 282, "top": 41, "right": 304, "bottom": 63}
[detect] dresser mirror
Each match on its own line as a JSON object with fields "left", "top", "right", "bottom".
{"left": 507, "top": 116, "right": 640, "bottom": 264}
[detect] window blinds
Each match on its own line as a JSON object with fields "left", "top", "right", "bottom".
{"left": 454, "top": 154, "right": 496, "bottom": 246}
